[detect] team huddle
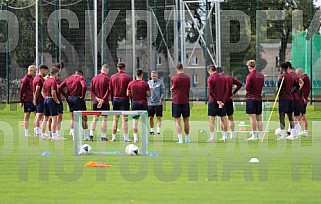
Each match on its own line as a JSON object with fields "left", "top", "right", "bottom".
{"left": 19, "top": 60, "right": 311, "bottom": 143}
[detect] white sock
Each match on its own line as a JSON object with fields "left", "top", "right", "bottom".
{"left": 290, "top": 129, "right": 297, "bottom": 137}
{"left": 56, "top": 130, "right": 60, "bottom": 137}
{"left": 150, "top": 128, "right": 154, "bottom": 133}
{"left": 296, "top": 123, "right": 303, "bottom": 133}
{"left": 222, "top": 131, "right": 227, "bottom": 140}
{"left": 52, "top": 133, "right": 57, "bottom": 140}
{"left": 41, "top": 132, "right": 46, "bottom": 139}
{"left": 258, "top": 131, "right": 263, "bottom": 140}
{"left": 90, "top": 130, "right": 94, "bottom": 136}
{"left": 83, "top": 129, "right": 89, "bottom": 139}
{"left": 70, "top": 129, "right": 74, "bottom": 136}
{"left": 134, "top": 133, "right": 138, "bottom": 141}
{"left": 280, "top": 130, "right": 285, "bottom": 139}
{"left": 304, "top": 130, "right": 308, "bottom": 136}
{"left": 25, "top": 129, "right": 29, "bottom": 136}
{"left": 209, "top": 132, "right": 215, "bottom": 140}
{"left": 101, "top": 133, "right": 106, "bottom": 138}
{"left": 34, "top": 127, "right": 37, "bottom": 135}
{"left": 185, "top": 134, "right": 189, "bottom": 141}
{"left": 157, "top": 127, "right": 161, "bottom": 133}
{"left": 251, "top": 131, "right": 257, "bottom": 139}
{"left": 124, "top": 133, "right": 129, "bottom": 140}
{"left": 112, "top": 134, "right": 116, "bottom": 140}
{"left": 230, "top": 131, "right": 235, "bottom": 139}
{"left": 177, "top": 133, "right": 183, "bottom": 142}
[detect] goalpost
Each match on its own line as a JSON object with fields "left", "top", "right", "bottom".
{"left": 73, "top": 110, "right": 149, "bottom": 156}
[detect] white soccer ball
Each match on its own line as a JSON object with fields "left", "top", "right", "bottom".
{"left": 79, "top": 144, "right": 92, "bottom": 155}
{"left": 275, "top": 128, "right": 281, "bottom": 136}
{"left": 125, "top": 144, "right": 139, "bottom": 156}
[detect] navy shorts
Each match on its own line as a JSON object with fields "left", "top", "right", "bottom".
{"left": 172, "top": 103, "right": 190, "bottom": 118}
{"left": 36, "top": 101, "right": 44, "bottom": 113}
{"left": 208, "top": 102, "right": 226, "bottom": 117}
{"left": 93, "top": 103, "right": 110, "bottom": 111}
{"left": 23, "top": 101, "right": 36, "bottom": 113}
{"left": 278, "top": 99, "right": 293, "bottom": 113}
{"left": 293, "top": 100, "right": 300, "bottom": 116}
{"left": 148, "top": 105, "right": 163, "bottom": 117}
{"left": 58, "top": 103, "right": 63, "bottom": 114}
{"left": 132, "top": 101, "right": 148, "bottom": 119}
{"left": 68, "top": 96, "right": 86, "bottom": 112}
{"left": 300, "top": 104, "right": 307, "bottom": 115}
{"left": 44, "top": 98, "right": 58, "bottom": 116}
{"left": 112, "top": 98, "right": 130, "bottom": 111}
{"left": 225, "top": 100, "right": 234, "bottom": 116}
{"left": 246, "top": 100, "right": 262, "bottom": 115}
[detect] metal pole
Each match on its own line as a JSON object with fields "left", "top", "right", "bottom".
{"left": 36, "top": 0, "right": 39, "bottom": 69}
{"left": 215, "top": 0, "right": 221, "bottom": 67}
{"left": 205, "top": 0, "right": 208, "bottom": 104}
{"left": 54, "top": 0, "right": 59, "bottom": 62}
{"left": 94, "top": 0, "right": 98, "bottom": 76}
{"left": 132, "top": 0, "right": 136, "bottom": 78}
{"left": 6, "top": 0, "right": 10, "bottom": 104}
{"left": 153, "top": 0, "right": 157, "bottom": 70}
{"left": 102, "top": 0, "right": 108, "bottom": 65}
{"left": 174, "top": 0, "right": 179, "bottom": 64}
{"left": 255, "top": 0, "right": 260, "bottom": 68}
{"left": 310, "top": 0, "right": 313, "bottom": 104}
{"left": 40, "top": 0, "right": 44, "bottom": 64}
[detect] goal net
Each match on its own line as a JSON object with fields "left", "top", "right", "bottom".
{"left": 73, "top": 110, "right": 149, "bottom": 156}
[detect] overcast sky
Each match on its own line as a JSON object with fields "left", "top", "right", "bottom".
{"left": 316, "top": 0, "right": 321, "bottom": 6}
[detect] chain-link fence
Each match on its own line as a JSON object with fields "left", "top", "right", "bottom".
{"left": 0, "top": 0, "right": 320, "bottom": 103}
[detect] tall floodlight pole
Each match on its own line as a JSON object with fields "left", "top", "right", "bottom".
{"left": 102, "top": 0, "right": 108, "bottom": 65}
{"left": 94, "top": 0, "right": 98, "bottom": 76}
{"left": 309, "top": 0, "right": 313, "bottom": 104}
{"left": 36, "top": 0, "right": 39, "bottom": 69}
{"left": 174, "top": 0, "right": 179, "bottom": 64}
{"left": 132, "top": 0, "right": 136, "bottom": 79}
{"left": 6, "top": 0, "right": 10, "bottom": 104}
{"left": 215, "top": 0, "right": 221, "bottom": 67}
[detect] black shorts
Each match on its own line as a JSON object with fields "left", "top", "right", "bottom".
{"left": 93, "top": 103, "right": 110, "bottom": 111}
{"left": 148, "top": 105, "right": 163, "bottom": 117}
{"left": 132, "top": 101, "right": 148, "bottom": 119}
{"left": 112, "top": 98, "right": 130, "bottom": 111}
{"left": 293, "top": 100, "right": 300, "bottom": 116}
{"left": 44, "top": 98, "right": 58, "bottom": 116}
{"left": 58, "top": 103, "right": 63, "bottom": 114}
{"left": 172, "top": 103, "right": 190, "bottom": 118}
{"left": 68, "top": 96, "right": 86, "bottom": 112}
{"left": 208, "top": 102, "right": 226, "bottom": 117}
{"left": 300, "top": 104, "right": 307, "bottom": 115}
{"left": 36, "top": 101, "right": 44, "bottom": 113}
{"left": 23, "top": 101, "right": 36, "bottom": 113}
{"left": 278, "top": 99, "right": 293, "bottom": 113}
{"left": 225, "top": 100, "right": 234, "bottom": 116}
{"left": 246, "top": 100, "right": 262, "bottom": 115}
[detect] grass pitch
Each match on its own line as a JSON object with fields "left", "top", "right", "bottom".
{"left": 1, "top": 102, "right": 321, "bottom": 203}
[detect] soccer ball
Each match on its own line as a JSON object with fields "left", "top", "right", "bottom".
{"left": 125, "top": 144, "right": 139, "bottom": 156}
{"left": 79, "top": 144, "right": 92, "bottom": 155}
{"left": 275, "top": 128, "right": 281, "bottom": 136}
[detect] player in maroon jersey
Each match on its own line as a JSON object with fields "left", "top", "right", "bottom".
{"left": 170, "top": 63, "right": 191, "bottom": 144}
{"left": 20, "top": 65, "right": 37, "bottom": 136}
{"left": 245, "top": 60, "right": 264, "bottom": 140}
{"left": 110, "top": 62, "right": 132, "bottom": 142}
{"left": 40, "top": 67, "right": 60, "bottom": 140}
{"left": 33, "top": 64, "right": 48, "bottom": 136}
{"left": 127, "top": 69, "right": 151, "bottom": 143}
{"left": 89, "top": 64, "right": 111, "bottom": 141}
{"left": 296, "top": 68, "right": 311, "bottom": 137}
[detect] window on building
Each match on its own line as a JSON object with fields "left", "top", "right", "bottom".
{"left": 191, "top": 56, "right": 198, "bottom": 65}
{"left": 157, "top": 56, "right": 162, "bottom": 65}
{"left": 193, "top": 74, "right": 199, "bottom": 84}
{"left": 118, "top": 57, "right": 122, "bottom": 63}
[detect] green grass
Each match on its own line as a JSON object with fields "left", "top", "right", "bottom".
{"left": 1, "top": 102, "right": 321, "bottom": 203}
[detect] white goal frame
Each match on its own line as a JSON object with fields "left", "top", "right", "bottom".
{"left": 73, "top": 110, "right": 149, "bottom": 156}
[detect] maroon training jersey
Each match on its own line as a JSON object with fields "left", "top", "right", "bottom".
{"left": 301, "top": 74, "right": 311, "bottom": 101}
{"left": 59, "top": 73, "right": 86, "bottom": 98}
{"left": 43, "top": 78, "right": 58, "bottom": 97}
{"left": 55, "top": 77, "right": 63, "bottom": 102}
{"left": 20, "top": 74, "right": 34, "bottom": 102}
{"left": 110, "top": 71, "right": 132, "bottom": 100}
{"left": 171, "top": 73, "right": 191, "bottom": 104}
{"left": 127, "top": 80, "right": 150, "bottom": 106}
{"left": 278, "top": 72, "right": 294, "bottom": 100}
{"left": 289, "top": 71, "right": 300, "bottom": 100}
{"left": 90, "top": 73, "right": 110, "bottom": 104}
{"left": 222, "top": 73, "right": 242, "bottom": 101}
{"left": 245, "top": 70, "right": 264, "bottom": 100}
{"left": 33, "top": 74, "right": 44, "bottom": 103}
{"left": 208, "top": 72, "right": 228, "bottom": 103}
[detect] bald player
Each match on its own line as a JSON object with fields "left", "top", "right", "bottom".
{"left": 20, "top": 65, "right": 37, "bottom": 136}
